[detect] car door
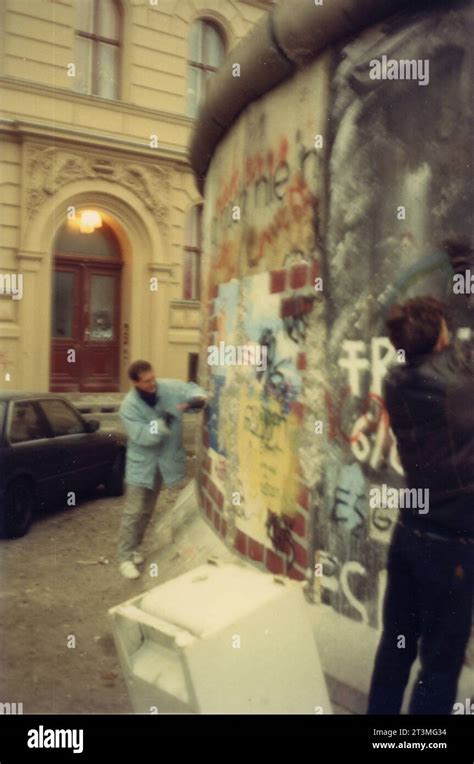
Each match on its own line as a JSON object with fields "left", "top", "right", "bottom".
{"left": 37, "top": 398, "right": 106, "bottom": 496}
{"left": 6, "top": 399, "right": 63, "bottom": 506}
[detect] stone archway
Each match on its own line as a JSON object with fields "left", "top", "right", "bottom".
{"left": 19, "top": 169, "right": 170, "bottom": 392}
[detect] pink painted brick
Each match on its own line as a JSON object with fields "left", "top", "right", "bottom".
{"left": 265, "top": 548, "right": 285, "bottom": 575}
{"left": 311, "top": 260, "right": 321, "bottom": 282}
{"left": 298, "top": 485, "right": 311, "bottom": 511}
{"left": 290, "top": 264, "right": 308, "bottom": 289}
{"left": 293, "top": 541, "right": 308, "bottom": 569}
{"left": 297, "top": 352, "right": 307, "bottom": 370}
{"left": 292, "top": 512, "right": 306, "bottom": 538}
{"left": 270, "top": 270, "right": 286, "bottom": 293}
{"left": 292, "top": 401, "right": 305, "bottom": 420}
{"left": 288, "top": 566, "right": 305, "bottom": 581}
{"left": 234, "top": 530, "right": 248, "bottom": 556}
{"left": 213, "top": 510, "right": 221, "bottom": 533}
{"left": 248, "top": 538, "right": 264, "bottom": 563}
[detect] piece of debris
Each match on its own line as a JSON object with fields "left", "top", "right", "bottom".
{"left": 101, "top": 671, "right": 118, "bottom": 681}
{"left": 76, "top": 557, "right": 109, "bottom": 566}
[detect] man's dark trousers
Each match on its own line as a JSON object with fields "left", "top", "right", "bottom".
{"left": 368, "top": 518, "right": 473, "bottom": 714}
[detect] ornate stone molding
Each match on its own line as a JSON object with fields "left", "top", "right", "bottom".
{"left": 147, "top": 262, "right": 174, "bottom": 283}
{"left": 24, "top": 144, "right": 171, "bottom": 235}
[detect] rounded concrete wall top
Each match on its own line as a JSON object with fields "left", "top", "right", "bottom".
{"left": 189, "top": 0, "right": 443, "bottom": 194}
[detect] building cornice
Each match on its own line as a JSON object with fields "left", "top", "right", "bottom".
{"left": 0, "top": 75, "right": 194, "bottom": 129}
{"left": 0, "top": 117, "right": 190, "bottom": 169}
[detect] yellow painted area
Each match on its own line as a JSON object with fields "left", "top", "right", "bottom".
{"left": 236, "top": 381, "right": 300, "bottom": 544}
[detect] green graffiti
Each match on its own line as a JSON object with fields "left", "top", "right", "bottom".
{"left": 244, "top": 404, "right": 286, "bottom": 451}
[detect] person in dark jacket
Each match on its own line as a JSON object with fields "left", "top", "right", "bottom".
{"left": 368, "top": 296, "right": 474, "bottom": 714}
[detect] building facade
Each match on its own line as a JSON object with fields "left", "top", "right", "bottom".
{"left": 0, "top": 0, "right": 271, "bottom": 392}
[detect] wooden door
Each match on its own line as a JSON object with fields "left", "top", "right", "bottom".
{"left": 51, "top": 259, "right": 121, "bottom": 392}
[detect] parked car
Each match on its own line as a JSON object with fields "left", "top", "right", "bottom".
{"left": 0, "top": 393, "right": 126, "bottom": 538}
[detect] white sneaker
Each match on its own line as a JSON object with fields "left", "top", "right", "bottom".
{"left": 132, "top": 551, "right": 144, "bottom": 565}
{"left": 119, "top": 561, "right": 140, "bottom": 579}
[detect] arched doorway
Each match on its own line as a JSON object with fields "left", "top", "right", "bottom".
{"left": 51, "top": 215, "right": 122, "bottom": 391}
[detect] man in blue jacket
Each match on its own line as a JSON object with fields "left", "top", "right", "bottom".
{"left": 118, "top": 359, "right": 207, "bottom": 579}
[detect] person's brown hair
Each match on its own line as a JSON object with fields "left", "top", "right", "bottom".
{"left": 386, "top": 296, "right": 448, "bottom": 359}
{"left": 128, "top": 360, "right": 153, "bottom": 381}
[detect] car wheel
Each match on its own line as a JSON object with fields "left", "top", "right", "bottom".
{"left": 1, "top": 479, "right": 36, "bottom": 539}
{"left": 104, "top": 451, "right": 125, "bottom": 497}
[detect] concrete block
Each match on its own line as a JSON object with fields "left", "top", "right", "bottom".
{"left": 109, "top": 561, "right": 332, "bottom": 713}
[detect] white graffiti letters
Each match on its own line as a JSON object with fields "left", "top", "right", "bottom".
{"left": 338, "top": 337, "right": 396, "bottom": 398}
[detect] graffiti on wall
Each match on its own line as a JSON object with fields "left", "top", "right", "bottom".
{"left": 201, "top": 62, "right": 327, "bottom": 553}
{"left": 321, "top": 1, "right": 474, "bottom": 629}
{"left": 212, "top": 134, "right": 322, "bottom": 262}
{"left": 200, "top": 0, "right": 473, "bottom": 654}
{"left": 207, "top": 272, "right": 306, "bottom": 545}
{"left": 237, "top": 381, "right": 301, "bottom": 544}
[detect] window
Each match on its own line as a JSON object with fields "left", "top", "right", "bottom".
{"left": 74, "top": 0, "right": 121, "bottom": 99}
{"left": 186, "top": 19, "right": 225, "bottom": 117}
{"left": 9, "top": 402, "right": 49, "bottom": 444}
{"left": 52, "top": 271, "right": 75, "bottom": 339}
{"left": 39, "top": 400, "right": 85, "bottom": 437}
{"left": 183, "top": 205, "right": 203, "bottom": 300}
{"left": 54, "top": 221, "right": 121, "bottom": 259}
{"left": 188, "top": 353, "right": 199, "bottom": 383}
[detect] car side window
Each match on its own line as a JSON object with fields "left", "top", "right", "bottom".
{"left": 9, "top": 401, "right": 49, "bottom": 444}
{"left": 39, "top": 399, "right": 85, "bottom": 436}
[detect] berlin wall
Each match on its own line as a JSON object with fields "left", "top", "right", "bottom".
{"left": 191, "top": 0, "right": 473, "bottom": 654}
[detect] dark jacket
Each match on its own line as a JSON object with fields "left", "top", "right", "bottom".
{"left": 384, "top": 342, "right": 474, "bottom": 537}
